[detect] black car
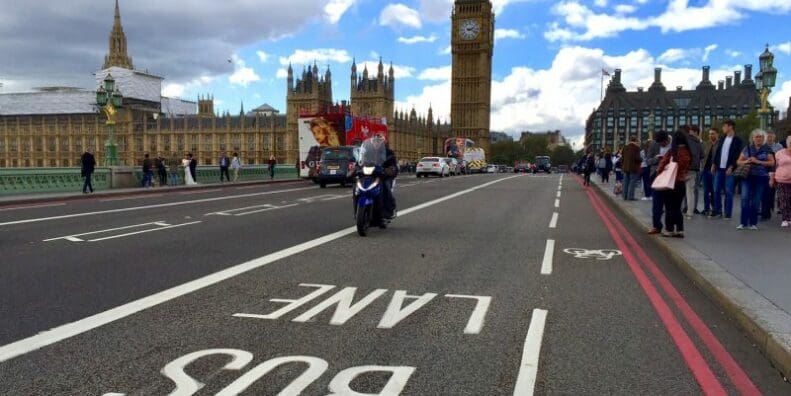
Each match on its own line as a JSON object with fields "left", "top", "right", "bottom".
{"left": 317, "top": 146, "right": 358, "bottom": 188}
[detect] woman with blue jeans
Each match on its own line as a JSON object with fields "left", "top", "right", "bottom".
{"left": 736, "top": 129, "right": 776, "bottom": 230}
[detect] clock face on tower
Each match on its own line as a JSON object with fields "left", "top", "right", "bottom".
{"left": 459, "top": 19, "right": 480, "bottom": 40}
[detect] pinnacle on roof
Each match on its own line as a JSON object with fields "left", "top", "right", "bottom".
{"left": 103, "top": 0, "right": 134, "bottom": 70}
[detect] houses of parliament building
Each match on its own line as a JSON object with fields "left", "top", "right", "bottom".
{"left": 0, "top": 1, "right": 461, "bottom": 168}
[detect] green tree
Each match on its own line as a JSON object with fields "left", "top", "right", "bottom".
{"left": 490, "top": 141, "right": 523, "bottom": 165}
{"left": 734, "top": 111, "right": 760, "bottom": 141}
{"left": 550, "top": 145, "right": 576, "bottom": 166}
{"left": 521, "top": 135, "right": 549, "bottom": 161}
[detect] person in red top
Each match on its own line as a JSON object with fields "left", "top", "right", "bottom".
{"left": 657, "top": 130, "right": 692, "bottom": 237}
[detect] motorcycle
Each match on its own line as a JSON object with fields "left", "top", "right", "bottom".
{"left": 353, "top": 136, "right": 388, "bottom": 237}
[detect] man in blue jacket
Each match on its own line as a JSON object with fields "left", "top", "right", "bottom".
{"left": 710, "top": 120, "right": 743, "bottom": 219}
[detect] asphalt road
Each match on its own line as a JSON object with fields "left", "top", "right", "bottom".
{"left": 0, "top": 173, "right": 788, "bottom": 395}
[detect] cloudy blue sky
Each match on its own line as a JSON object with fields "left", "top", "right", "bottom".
{"left": 2, "top": 0, "right": 791, "bottom": 145}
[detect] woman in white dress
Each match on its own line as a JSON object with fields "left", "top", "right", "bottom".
{"left": 182, "top": 156, "right": 197, "bottom": 185}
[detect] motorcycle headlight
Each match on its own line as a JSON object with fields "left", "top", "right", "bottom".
{"left": 363, "top": 166, "right": 375, "bottom": 176}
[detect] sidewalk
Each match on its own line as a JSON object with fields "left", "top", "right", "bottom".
{"left": 592, "top": 178, "right": 791, "bottom": 378}
{"left": 0, "top": 177, "right": 304, "bottom": 207}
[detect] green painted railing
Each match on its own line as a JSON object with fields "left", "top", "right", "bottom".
{"left": 134, "top": 165, "right": 298, "bottom": 186}
{"left": 0, "top": 168, "right": 112, "bottom": 196}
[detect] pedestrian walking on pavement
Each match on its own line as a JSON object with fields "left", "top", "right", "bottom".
{"left": 657, "top": 130, "right": 692, "bottom": 238}
{"left": 684, "top": 125, "right": 705, "bottom": 218}
{"left": 80, "top": 148, "right": 96, "bottom": 194}
{"left": 231, "top": 153, "right": 241, "bottom": 182}
{"left": 268, "top": 155, "right": 277, "bottom": 180}
{"left": 142, "top": 154, "right": 154, "bottom": 188}
{"left": 219, "top": 153, "right": 231, "bottom": 182}
{"left": 621, "top": 136, "right": 642, "bottom": 201}
{"left": 770, "top": 136, "right": 791, "bottom": 227}
{"left": 640, "top": 142, "right": 652, "bottom": 200}
{"left": 583, "top": 150, "right": 595, "bottom": 186}
{"left": 761, "top": 131, "right": 784, "bottom": 220}
{"left": 711, "top": 119, "right": 743, "bottom": 219}
{"left": 736, "top": 129, "right": 775, "bottom": 230}
{"left": 702, "top": 128, "right": 720, "bottom": 215}
{"left": 156, "top": 156, "right": 167, "bottom": 187}
{"left": 647, "top": 131, "right": 672, "bottom": 235}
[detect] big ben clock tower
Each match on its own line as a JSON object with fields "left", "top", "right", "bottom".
{"left": 451, "top": 0, "right": 494, "bottom": 152}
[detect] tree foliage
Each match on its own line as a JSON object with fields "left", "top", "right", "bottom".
{"left": 490, "top": 136, "right": 576, "bottom": 166}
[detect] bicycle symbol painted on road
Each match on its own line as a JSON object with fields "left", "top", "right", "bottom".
{"left": 562, "top": 248, "right": 622, "bottom": 260}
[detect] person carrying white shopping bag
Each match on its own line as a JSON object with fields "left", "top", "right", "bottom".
{"left": 653, "top": 130, "right": 692, "bottom": 237}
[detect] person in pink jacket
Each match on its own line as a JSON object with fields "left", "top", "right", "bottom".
{"left": 769, "top": 136, "right": 791, "bottom": 227}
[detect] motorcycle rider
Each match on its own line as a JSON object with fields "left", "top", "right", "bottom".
{"left": 382, "top": 142, "right": 398, "bottom": 220}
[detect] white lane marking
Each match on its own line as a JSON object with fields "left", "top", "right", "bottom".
{"left": 99, "top": 194, "right": 163, "bottom": 202}
{"left": 541, "top": 239, "right": 555, "bottom": 275}
{"left": 0, "top": 175, "right": 522, "bottom": 363}
{"left": 88, "top": 221, "right": 202, "bottom": 242}
{"left": 0, "top": 186, "right": 317, "bottom": 226}
{"left": 233, "top": 204, "right": 298, "bottom": 216}
{"left": 556, "top": 191, "right": 562, "bottom": 198}
{"left": 554, "top": 199, "right": 560, "bottom": 208}
{"left": 0, "top": 202, "right": 66, "bottom": 211}
{"left": 43, "top": 221, "right": 167, "bottom": 242}
{"left": 180, "top": 188, "right": 222, "bottom": 195}
{"left": 513, "top": 309, "right": 548, "bottom": 396}
{"left": 549, "top": 213, "right": 558, "bottom": 229}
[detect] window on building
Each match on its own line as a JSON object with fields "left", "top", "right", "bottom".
{"left": 606, "top": 117, "right": 614, "bottom": 127}
{"left": 691, "top": 115, "right": 699, "bottom": 126}
{"left": 704, "top": 115, "right": 712, "bottom": 127}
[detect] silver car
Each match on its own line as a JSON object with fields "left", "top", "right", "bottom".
{"left": 416, "top": 157, "right": 449, "bottom": 177}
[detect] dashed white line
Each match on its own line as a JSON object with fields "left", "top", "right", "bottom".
{"left": 513, "top": 309, "right": 548, "bottom": 396}
{"left": 541, "top": 239, "right": 555, "bottom": 275}
{"left": 549, "top": 213, "right": 558, "bottom": 229}
{"left": 554, "top": 199, "right": 560, "bottom": 208}
{"left": 556, "top": 191, "right": 561, "bottom": 198}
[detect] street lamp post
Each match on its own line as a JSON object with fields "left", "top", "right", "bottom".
{"left": 96, "top": 74, "right": 123, "bottom": 166}
{"left": 757, "top": 45, "right": 777, "bottom": 131}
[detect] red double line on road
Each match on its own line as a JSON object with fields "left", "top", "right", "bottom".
{"left": 577, "top": 176, "right": 760, "bottom": 396}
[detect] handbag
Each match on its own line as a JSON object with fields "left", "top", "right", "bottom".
{"left": 732, "top": 146, "right": 752, "bottom": 179}
{"left": 651, "top": 157, "right": 678, "bottom": 191}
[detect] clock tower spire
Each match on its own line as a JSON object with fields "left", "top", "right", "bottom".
{"left": 103, "top": 0, "right": 134, "bottom": 70}
{"left": 450, "top": 0, "right": 494, "bottom": 152}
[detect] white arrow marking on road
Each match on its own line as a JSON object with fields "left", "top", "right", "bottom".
{"left": 513, "top": 309, "right": 548, "bottom": 396}
{"left": 0, "top": 175, "right": 523, "bottom": 363}
{"left": 541, "top": 239, "right": 555, "bottom": 275}
{"left": 549, "top": 213, "right": 558, "bottom": 229}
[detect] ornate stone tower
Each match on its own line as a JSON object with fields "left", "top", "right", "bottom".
{"left": 103, "top": 0, "right": 134, "bottom": 70}
{"left": 450, "top": 0, "right": 494, "bottom": 152}
{"left": 350, "top": 58, "right": 395, "bottom": 123}
{"left": 286, "top": 62, "right": 334, "bottom": 161}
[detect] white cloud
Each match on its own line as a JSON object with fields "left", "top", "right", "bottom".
{"left": 594, "top": 0, "right": 607, "bottom": 7}
{"left": 228, "top": 55, "right": 260, "bottom": 87}
{"left": 725, "top": 49, "right": 742, "bottom": 58}
{"left": 702, "top": 44, "right": 717, "bottom": 62}
{"left": 398, "top": 35, "right": 437, "bottom": 44}
{"left": 774, "top": 42, "right": 791, "bottom": 55}
{"left": 370, "top": 51, "right": 380, "bottom": 59}
{"left": 547, "top": 0, "right": 791, "bottom": 42}
{"left": 494, "top": 29, "right": 526, "bottom": 41}
{"left": 419, "top": 0, "right": 453, "bottom": 23}
{"left": 613, "top": 4, "right": 636, "bottom": 14}
{"left": 418, "top": 66, "right": 452, "bottom": 80}
{"left": 658, "top": 48, "right": 696, "bottom": 64}
{"left": 162, "top": 75, "right": 214, "bottom": 98}
{"left": 275, "top": 68, "right": 288, "bottom": 79}
{"left": 770, "top": 80, "right": 791, "bottom": 114}
{"left": 439, "top": 46, "right": 452, "bottom": 55}
{"left": 278, "top": 48, "right": 352, "bottom": 66}
{"left": 400, "top": 46, "right": 752, "bottom": 147}
{"left": 379, "top": 4, "right": 422, "bottom": 29}
{"left": 324, "top": 0, "right": 355, "bottom": 24}
{"left": 256, "top": 50, "right": 269, "bottom": 63}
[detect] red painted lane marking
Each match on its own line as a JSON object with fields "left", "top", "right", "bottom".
{"left": 584, "top": 183, "right": 761, "bottom": 395}
{"left": 579, "top": 181, "right": 727, "bottom": 395}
